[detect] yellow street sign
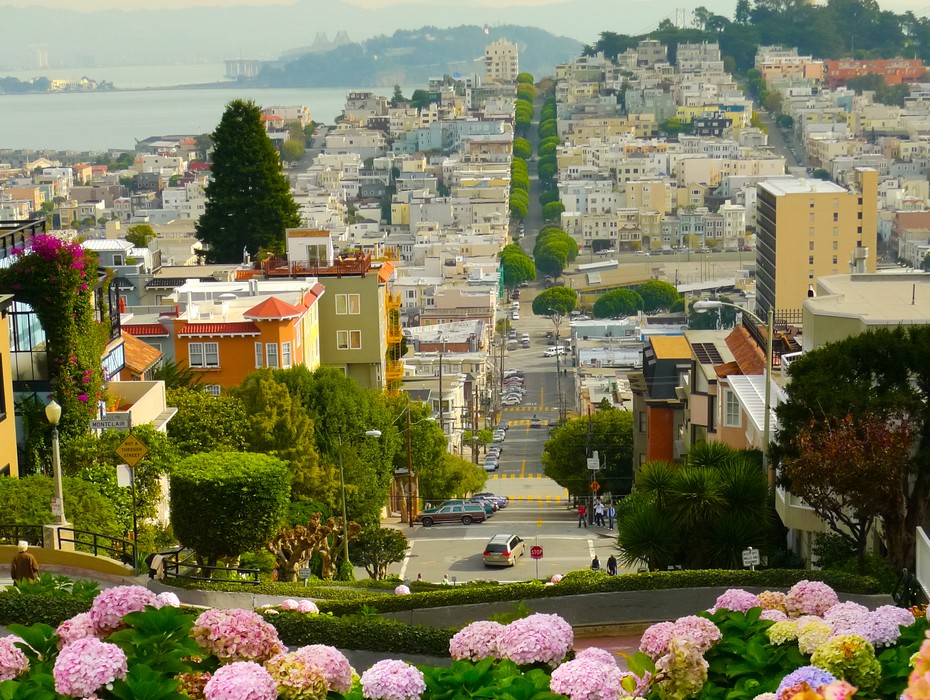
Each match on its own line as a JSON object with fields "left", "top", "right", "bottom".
{"left": 115, "top": 434, "right": 148, "bottom": 467}
{"left": 590, "top": 481, "right": 601, "bottom": 492}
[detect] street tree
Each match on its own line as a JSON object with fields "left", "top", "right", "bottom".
{"left": 500, "top": 247, "right": 536, "bottom": 290}
{"left": 593, "top": 289, "right": 643, "bottom": 318}
{"left": 784, "top": 413, "right": 914, "bottom": 573}
{"left": 267, "top": 512, "right": 361, "bottom": 581}
{"left": 513, "top": 137, "right": 532, "bottom": 160}
{"left": 775, "top": 325, "right": 930, "bottom": 571}
{"left": 125, "top": 224, "right": 157, "bottom": 248}
{"left": 196, "top": 99, "right": 300, "bottom": 262}
{"left": 165, "top": 387, "right": 249, "bottom": 455}
{"left": 636, "top": 280, "right": 680, "bottom": 313}
{"left": 687, "top": 295, "right": 738, "bottom": 329}
{"left": 534, "top": 243, "right": 569, "bottom": 278}
{"left": 352, "top": 526, "right": 408, "bottom": 580}
{"left": 542, "top": 201, "right": 566, "bottom": 221}
{"left": 531, "top": 286, "right": 577, "bottom": 316}
{"left": 541, "top": 409, "right": 634, "bottom": 497}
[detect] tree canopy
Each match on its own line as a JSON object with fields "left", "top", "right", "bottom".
{"left": 500, "top": 245, "right": 536, "bottom": 290}
{"left": 196, "top": 99, "right": 300, "bottom": 263}
{"left": 531, "top": 286, "right": 577, "bottom": 316}
{"left": 593, "top": 289, "right": 644, "bottom": 319}
{"left": 125, "top": 224, "right": 156, "bottom": 249}
{"left": 636, "top": 280, "right": 680, "bottom": 313}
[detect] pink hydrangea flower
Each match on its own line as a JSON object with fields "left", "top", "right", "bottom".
{"left": 360, "top": 659, "right": 426, "bottom": 700}
{"left": 281, "top": 599, "right": 300, "bottom": 611}
{"left": 0, "top": 635, "right": 29, "bottom": 681}
{"left": 758, "top": 591, "right": 787, "bottom": 613}
{"left": 56, "top": 612, "right": 97, "bottom": 647}
{"left": 574, "top": 646, "right": 618, "bottom": 667}
{"left": 192, "top": 609, "right": 284, "bottom": 664}
{"left": 155, "top": 592, "right": 181, "bottom": 608}
{"left": 264, "top": 651, "right": 329, "bottom": 700}
{"left": 291, "top": 645, "right": 353, "bottom": 694}
{"left": 550, "top": 657, "right": 625, "bottom": 700}
{"left": 711, "top": 589, "right": 761, "bottom": 613}
{"left": 824, "top": 601, "right": 870, "bottom": 633}
{"left": 204, "top": 661, "right": 277, "bottom": 700}
{"left": 640, "top": 621, "right": 676, "bottom": 660}
{"left": 497, "top": 613, "right": 574, "bottom": 666}
{"left": 551, "top": 574, "right": 563, "bottom": 583}
{"left": 296, "top": 600, "right": 319, "bottom": 614}
{"left": 785, "top": 580, "right": 839, "bottom": 617}
{"left": 89, "top": 585, "right": 159, "bottom": 634}
{"left": 671, "top": 615, "right": 722, "bottom": 654}
{"left": 760, "top": 609, "right": 789, "bottom": 623}
{"left": 449, "top": 620, "right": 505, "bottom": 661}
{"left": 53, "top": 638, "right": 127, "bottom": 697}
{"left": 395, "top": 585, "right": 411, "bottom": 595}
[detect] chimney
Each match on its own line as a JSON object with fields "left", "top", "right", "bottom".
{"left": 849, "top": 245, "right": 868, "bottom": 274}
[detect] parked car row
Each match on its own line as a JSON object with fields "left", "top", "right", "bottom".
{"left": 501, "top": 368, "right": 525, "bottom": 407}
{"left": 415, "top": 494, "right": 510, "bottom": 526}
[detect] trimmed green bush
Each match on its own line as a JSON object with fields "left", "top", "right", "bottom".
{"left": 315, "top": 569, "right": 884, "bottom": 616}
{"left": 265, "top": 611, "right": 455, "bottom": 656}
{"left": 170, "top": 452, "right": 291, "bottom": 565}
{"left": 0, "top": 591, "right": 92, "bottom": 626}
{"left": 166, "top": 577, "right": 397, "bottom": 599}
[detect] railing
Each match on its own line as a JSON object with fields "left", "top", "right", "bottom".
{"left": 0, "top": 524, "right": 44, "bottom": 548}
{"left": 915, "top": 527, "right": 930, "bottom": 601}
{"left": 261, "top": 253, "right": 372, "bottom": 278}
{"left": 57, "top": 528, "right": 136, "bottom": 567}
{"left": 160, "top": 548, "right": 261, "bottom": 585}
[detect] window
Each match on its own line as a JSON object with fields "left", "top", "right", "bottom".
{"left": 809, "top": 213, "right": 815, "bottom": 223}
{"left": 189, "top": 342, "right": 219, "bottom": 368}
{"left": 832, "top": 256, "right": 838, "bottom": 265}
{"left": 723, "top": 390, "right": 740, "bottom": 427}
{"left": 335, "top": 293, "right": 361, "bottom": 315}
{"left": 282, "top": 342, "right": 292, "bottom": 368}
{"left": 833, "top": 213, "right": 838, "bottom": 222}
{"left": 254, "top": 342, "right": 263, "bottom": 369}
{"left": 809, "top": 256, "right": 814, "bottom": 265}
{"left": 266, "top": 343, "right": 279, "bottom": 368}
{"left": 336, "top": 330, "right": 362, "bottom": 350}
{"left": 832, "top": 241, "right": 838, "bottom": 250}
{"left": 206, "top": 385, "right": 221, "bottom": 397}
{"left": 809, "top": 241, "right": 815, "bottom": 251}
{"left": 113, "top": 254, "right": 124, "bottom": 266}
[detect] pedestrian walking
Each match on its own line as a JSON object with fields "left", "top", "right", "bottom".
{"left": 10, "top": 541, "right": 39, "bottom": 584}
{"left": 594, "top": 501, "right": 605, "bottom": 527}
{"left": 577, "top": 503, "right": 587, "bottom": 528}
{"left": 590, "top": 555, "right": 601, "bottom": 571}
{"left": 606, "top": 503, "right": 616, "bottom": 530}
{"left": 606, "top": 555, "right": 618, "bottom": 576}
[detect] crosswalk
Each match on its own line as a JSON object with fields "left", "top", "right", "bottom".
{"left": 490, "top": 472, "right": 549, "bottom": 479}
{"left": 502, "top": 406, "right": 558, "bottom": 414}
{"left": 502, "top": 494, "right": 568, "bottom": 503}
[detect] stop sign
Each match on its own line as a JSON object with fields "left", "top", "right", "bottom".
{"left": 530, "top": 545, "right": 544, "bottom": 560}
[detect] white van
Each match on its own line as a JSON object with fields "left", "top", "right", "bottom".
{"left": 521, "top": 333, "right": 530, "bottom": 348}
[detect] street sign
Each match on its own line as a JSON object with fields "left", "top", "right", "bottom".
{"left": 115, "top": 434, "right": 148, "bottom": 467}
{"left": 590, "top": 481, "right": 600, "bottom": 492}
{"left": 50, "top": 497, "right": 63, "bottom": 517}
{"left": 116, "top": 464, "right": 133, "bottom": 488}
{"left": 530, "top": 545, "right": 544, "bottom": 560}
{"left": 298, "top": 568, "right": 312, "bottom": 580}
{"left": 742, "top": 547, "right": 760, "bottom": 568}
{"left": 587, "top": 451, "right": 600, "bottom": 470}
{"left": 90, "top": 416, "right": 131, "bottom": 431}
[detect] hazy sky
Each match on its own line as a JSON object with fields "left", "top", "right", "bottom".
{"left": 0, "top": 0, "right": 568, "bottom": 7}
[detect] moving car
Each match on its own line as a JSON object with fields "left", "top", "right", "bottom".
{"left": 530, "top": 417, "right": 542, "bottom": 428}
{"left": 416, "top": 504, "right": 486, "bottom": 526}
{"left": 543, "top": 347, "right": 567, "bottom": 357}
{"left": 511, "top": 311, "right": 520, "bottom": 321}
{"left": 483, "top": 534, "right": 525, "bottom": 567}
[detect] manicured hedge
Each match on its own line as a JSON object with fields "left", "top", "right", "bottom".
{"left": 0, "top": 591, "right": 92, "bottom": 626}
{"left": 166, "top": 578, "right": 396, "bottom": 600}
{"left": 316, "top": 569, "right": 884, "bottom": 616}
{"left": 265, "top": 611, "right": 455, "bottom": 657}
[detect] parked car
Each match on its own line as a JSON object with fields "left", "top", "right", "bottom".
{"left": 511, "top": 311, "right": 520, "bottom": 321}
{"left": 502, "top": 397, "right": 522, "bottom": 406}
{"left": 483, "top": 459, "right": 499, "bottom": 472}
{"left": 442, "top": 498, "right": 495, "bottom": 516}
{"left": 416, "top": 504, "right": 486, "bottom": 526}
{"left": 475, "top": 493, "right": 510, "bottom": 508}
{"left": 483, "top": 534, "right": 525, "bottom": 567}
{"left": 543, "top": 347, "right": 567, "bottom": 357}
{"left": 509, "top": 329, "right": 518, "bottom": 340}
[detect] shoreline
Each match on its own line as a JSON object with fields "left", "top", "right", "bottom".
{"left": 0, "top": 80, "right": 395, "bottom": 96}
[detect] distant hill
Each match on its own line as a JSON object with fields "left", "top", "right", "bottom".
{"left": 257, "top": 25, "right": 582, "bottom": 88}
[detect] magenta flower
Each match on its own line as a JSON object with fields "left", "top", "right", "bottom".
{"left": 204, "top": 661, "right": 277, "bottom": 700}
{"left": 360, "top": 659, "right": 425, "bottom": 700}
{"left": 550, "top": 657, "right": 625, "bottom": 700}
{"left": 0, "top": 635, "right": 29, "bottom": 681}
{"left": 53, "top": 638, "right": 127, "bottom": 697}
{"left": 56, "top": 612, "right": 97, "bottom": 647}
{"left": 497, "top": 613, "right": 574, "bottom": 666}
{"left": 78, "top": 393, "right": 89, "bottom": 402}
{"left": 785, "top": 580, "right": 839, "bottom": 617}
{"left": 711, "top": 588, "right": 761, "bottom": 613}
{"left": 449, "top": 620, "right": 505, "bottom": 661}
{"left": 89, "top": 585, "right": 159, "bottom": 634}
{"left": 192, "top": 608, "right": 284, "bottom": 663}
{"left": 291, "top": 645, "right": 353, "bottom": 694}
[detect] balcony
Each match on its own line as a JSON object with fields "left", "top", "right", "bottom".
{"left": 385, "top": 360, "right": 405, "bottom": 382}
{"left": 386, "top": 292, "right": 401, "bottom": 310}
{"left": 261, "top": 252, "right": 373, "bottom": 278}
{"left": 774, "top": 486, "right": 829, "bottom": 534}
{"left": 105, "top": 381, "right": 178, "bottom": 432}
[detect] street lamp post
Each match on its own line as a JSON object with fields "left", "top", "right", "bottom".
{"left": 549, "top": 309, "right": 565, "bottom": 423}
{"left": 45, "top": 400, "right": 67, "bottom": 526}
{"left": 693, "top": 300, "right": 775, "bottom": 486}
{"left": 437, "top": 333, "right": 446, "bottom": 436}
{"left": 337, "top": 429, "right": 382, "bottom": 566}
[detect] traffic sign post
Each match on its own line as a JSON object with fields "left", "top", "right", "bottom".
{"left": 115, "top": 434, "right": 148, "bottom": 467}
{"left": 742, "top": 547, "right": 760, "bottom": 570}
{"left": 589, "top": 481, "right": 600, "bottom": 492}
{"left": 531, "top": 539, "right": 543, "bottom": 580}
{"left": 90, "top": 416, "right": 131, "bottom": 431}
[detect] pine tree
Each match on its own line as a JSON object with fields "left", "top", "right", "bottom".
{"left": 196, "top": 99, "right": 300, "bottom": 262}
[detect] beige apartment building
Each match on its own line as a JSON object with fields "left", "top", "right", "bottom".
{"left": 756, "top": 168, "right": 877, "bottom": 317}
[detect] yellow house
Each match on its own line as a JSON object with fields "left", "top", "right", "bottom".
{"left": 0, "top": 295, "right": 17, "bottom": 477}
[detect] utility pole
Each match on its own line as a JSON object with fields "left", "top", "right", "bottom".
{"left": 438, "top": 333, "right": 445, "bottom": 435}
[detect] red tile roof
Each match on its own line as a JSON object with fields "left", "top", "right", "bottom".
{"left": 123, "top": 323, "right": 169, "bottom": 337}
{"left": 121, "top": 331, "right": 163, "bottom": 375}
{"left": 725, "top": 327, "right": 765, "bottom": 375}
{"left": 244, "top": 297, "right": 304, "bottom": 320}
{"left": 178, "top": 322, "right": 260, "bottom": 337}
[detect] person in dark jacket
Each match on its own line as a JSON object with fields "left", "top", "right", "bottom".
{"left": 590, "top": 555, "right": 601, "bottom": 570}
{"left": 606, "top": 554, "right": 618, "bottom": 576}
{"left": 11, "top": 541, "right": 39, "bottom": 584}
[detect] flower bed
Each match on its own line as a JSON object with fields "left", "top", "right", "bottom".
{"left": 2, "top": 581, "right": 929, "bottom": 700}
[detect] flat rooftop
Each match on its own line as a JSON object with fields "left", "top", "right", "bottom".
{"left": 759, "top": 178, "right": 847, "bottom": 196}
{"left": 807, "top": 273, "right": 930, "bottom": 323}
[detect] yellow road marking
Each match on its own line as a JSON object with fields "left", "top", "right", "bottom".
{"left": 520, "top": 458, "right": 526, "bottom": 477}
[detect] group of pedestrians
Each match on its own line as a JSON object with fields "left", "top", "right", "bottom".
{"left": 576, "top": 498, "right": 616, "bottom": 530}
{"left": 590, "top": 554, "right": 618, "bottom": 576}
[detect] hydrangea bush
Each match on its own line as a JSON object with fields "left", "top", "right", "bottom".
{"left": 4, "top": 580, "right": 930, "bottom": 700}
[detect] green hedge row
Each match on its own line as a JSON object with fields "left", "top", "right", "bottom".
{"left": 0, "top": 591, "right": 92, "bottom": 626}
{"left": 166, "top": 578, "right": 395, "bottom": 600}
{"left": 317, "top": 568, "right": 884, "bottom": 616}
{"left": 265, "top": 611, "right": 454, "bottom": 657}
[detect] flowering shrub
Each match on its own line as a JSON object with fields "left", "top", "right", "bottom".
{"left": 550, "top": 657, "right": 624, "bottom": 700}
{"left": 53, "top": 637, "right": 127, "bottom": 697}
{"left": 176, "top": 671, "right": 213, "bottom": 700}
{"left": 775, "top": 665, "right": 838, "bottom": 698}
{"left": 192, "top": 608, "right": 284, "bottom": 664}
{"left": 761, "top": 609, "right": 789, "bottom": 623}
{"left": 810, "top": 634, "right": 882, "bottom": 692}
{"left": 279, "top": 599, "right": 320, "bottom": 614}
{"left": 903, "top": 636, "right": 930, "bottom": 699}
{"left": 0, "top": 635, "right": 29, "bottom": 681}
{"left": 796, "top": 617, "right": 833, "bottom": 655}
{"left": 204, "top": 661, "right": 278, "bottom": 700}
{"left": 89, "top": 585, "right": 159, "bottom": 635}
{"left": 712, "top": 588, "right": 761, "bottom": 613}
{"left": 785, "top": 580, "right": 840, "bottom": 618}
{"left": 360, "top": 659, "right": 426, "bottom": 700}
{"left": 449, "top": 620, "right": 505, "bottom": 662}
{"left": 767, "top": 620, "right": 799, "bottom": 645}
{"left": 496, "top": 613, "right": 573, "bottom": 666}
{"left": 654, "top": 637, "right": 708, "bottom": 700}
{"left": 640, "top": 616, "right": 721, "bottom": 660}
{"left": 265, "top": 651, "right": 329, "bottom": 700}
{"left": 394, "top": 585, "right": 410, "bottom": 596}
{"left": 758, "top": 591, "right": 788, "bottom": 613}
{"left": 550, "top": 574, "right": 563, "bottom": 584}
{"left": 55, "top": 612, "right": 97, "bottom": 647}
{"left": 156, "top": 591, "right": 182, "bottom": 608}
{"left": 291, "top": 644, "right": 353, "bottom": 694}
{"left": 574, "top": 647, "right": 617, "bottom": 667}
{"left": 640, "top": 621, "right": 676, "bottom": 660}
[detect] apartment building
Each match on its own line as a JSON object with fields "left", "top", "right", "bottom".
{"left": 484, "top": 39, "right": 519, "bottom": 83}
{"left": 755, "top": 168, "right": 878, "bottom": 317}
